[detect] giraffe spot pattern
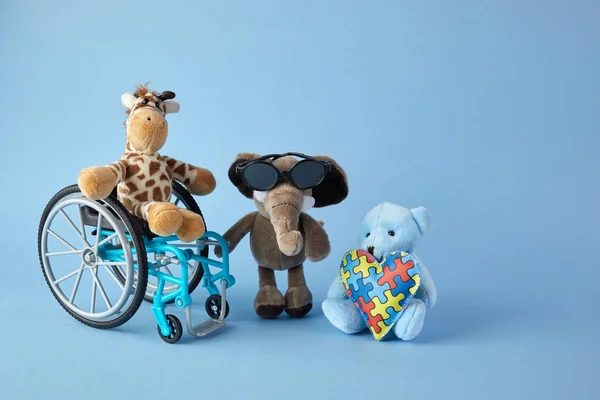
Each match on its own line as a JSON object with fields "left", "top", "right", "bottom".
{"left": 174, "top": 163, "right": 187, "bottom": 179}
{"left": 121, "top": 197, "right": 133, "bottom": 211}
{"left": 126, "top": 164, "right": 141, "bottom": 178}
{"left": 149, "top": 161, "right": 161, "bottom": 176}
{"left": 135, "top": 192, "right": 149, "bottom": 202}
{"left": 152, "top": 187, "right": 162, "bottom": 201}
{"left": 114, "top": 149, "right": 201, "bottom": 222}
{"left": 126, "top": 182, "right": 138, "bottom": 192}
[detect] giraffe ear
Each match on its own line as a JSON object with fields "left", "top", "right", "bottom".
{"left": 164, "top": 100, "right": 180, "bottom": 114}
{"left": 121, "top": 92, "right": 136, "bottom": 109}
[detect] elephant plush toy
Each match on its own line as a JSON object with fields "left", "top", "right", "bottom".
{"left": 322, "top": 202, "right": 437, "bottom": 341}
{"left": 215, "top": 152, "right": 349, "bottom": 319}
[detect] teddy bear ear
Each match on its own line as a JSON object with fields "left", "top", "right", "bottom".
{"left": 410, "top": 206, "right": 431, "bottom": 235}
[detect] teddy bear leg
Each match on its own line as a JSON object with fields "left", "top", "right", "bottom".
{"left": 175, "top": 209, "right": 206, "bottom": 242}
{"left": 254, "top": 266, "right": 285, "bottom": 319}
{"left": 322, "top": 275, "right": 367, "bottom": 334}
{"left": 322, "top": 297, "right": 366, "bottom": 334}
{"left": 284, "top": 264, "right": 313, "bottom": 318}
{"left": 145, "top": 202, "right": 183, "bottom": 237}
{"left": 393, "top": 298, "right": 427, "bottom": 341}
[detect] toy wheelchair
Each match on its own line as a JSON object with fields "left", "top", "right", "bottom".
{"left": 37, "top": 181, "right": 235, "bottom": 344}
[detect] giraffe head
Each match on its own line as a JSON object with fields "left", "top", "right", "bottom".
{"left": 121, "top": 83, "right": 180, "bottom": 154}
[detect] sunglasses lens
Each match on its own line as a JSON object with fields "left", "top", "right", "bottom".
{"left": 242, "top": 163, "right": 278, "bottom": 191}
{"left": 290, "top": 160, "right": 325, "bottom": 189}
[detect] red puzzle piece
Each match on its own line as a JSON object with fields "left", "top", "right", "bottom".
{"left": 376, "top": 257, "right": 415, "bottom": 289}
{"left": 356, "top": 249, "right": 375, "bottom": 263}
{"left": 357, "top": 296, "right": 384, "bottom": 333}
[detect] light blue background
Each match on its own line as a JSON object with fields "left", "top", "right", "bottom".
{"left": 1, "top": 1, "right": 598, "bottom": 399}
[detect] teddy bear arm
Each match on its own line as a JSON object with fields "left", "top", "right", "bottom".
{"left": 326, "top": 274, "right": 348, "bottom": 299}
{"left": 413, "top": 255, "right": 437, "bottom": 308}
{"left": 300, "top": 213, "right": 331, "bottom": 262}
{"left": 163, "top": 156, "right": 216, "bottom": 196}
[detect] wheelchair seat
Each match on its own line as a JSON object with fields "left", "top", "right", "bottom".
{"left": 79, "top": 188, "right": 159, "bottom": 240}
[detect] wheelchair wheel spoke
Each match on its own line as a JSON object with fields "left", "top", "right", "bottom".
{"left": 173, "top": 198, "right": 180, "bottom": 206}
{"left": 78, "top": 205, "right": 88, "bottom": 244}
{"left": 46, "top": 249, "right": 83, "bottom": 257}
{"left": 102, "top": 265, "right": 125, "bottom": 289}
{"left": 69, "top": 263, "right": 86, "bottom": 304}
{"left": 96, "top": 232, "right": 118, "bottom": 250}
{"left": 162, "top": 265, "right": 174, "bottom": 276}
{"left": 91, "top": 268, "right": 97, "bottom": 313}
{"left": 54, "top": 268, "right": 81, "bottom": 285}
{"left": 47, "top": 228, "right": 78, "bottom": 252}
{"left": 95, "top": 214, "right": 103, "bottom": 249}
{"left": 60, "top": 209, "right": 91, "bottom": 247}
{"left": 96, "top": 261, "right": 127, "bottom": 266}
{"left": 90, "top": 266, "right": 112, "bottom": 309}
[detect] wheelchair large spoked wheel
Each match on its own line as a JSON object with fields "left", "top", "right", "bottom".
{"left": 141, "top": 181, "right": 207, "bottom": 303}
{"left": 38, "top": 185, "right": 149, "bottom": 329}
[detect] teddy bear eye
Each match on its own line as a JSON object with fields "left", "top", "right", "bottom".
{"left": 388, "top": 231, "right": 395, "bottom": 236}
{"left": 155, "top": 101, "right": 160, "bottom": 108}
{"left": 142, "top": 98, "right": 149, "bottom": 104}
{"left": 366, "top": 233, "right": 370, "bottom": 238}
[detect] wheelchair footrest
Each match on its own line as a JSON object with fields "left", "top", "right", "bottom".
{"left": 185, "top": 306, "right": 225, "bottom": 337}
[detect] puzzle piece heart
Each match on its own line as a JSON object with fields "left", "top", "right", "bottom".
{"left": 340, "top": 249, "right": 421, "bottom": 341}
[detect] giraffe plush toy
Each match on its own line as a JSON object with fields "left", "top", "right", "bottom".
{"left": 77, "top": 83, "right": 216, "bottom": 242}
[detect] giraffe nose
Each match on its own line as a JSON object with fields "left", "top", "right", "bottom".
{"left": 147, "top": 117, "right": 152, "bottom": 121}
{"left": 367, "top": 246, "right": 375, "bottom": 255}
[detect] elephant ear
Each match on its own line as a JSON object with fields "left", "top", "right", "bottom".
{"left": 311, "top": 155, "right": 349, "bottom": 208}
{"left": 227, "top": 152, "right": 263, "bottom": 199}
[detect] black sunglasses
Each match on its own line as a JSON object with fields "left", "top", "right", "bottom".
{"left": 235, "top": 152, "right": 332, "bottom": 191}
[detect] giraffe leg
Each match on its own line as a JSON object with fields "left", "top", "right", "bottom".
{"left": 175, "top": 208, "right": 206, "bottom": 242}
{"left": 284, "top": 264, "right": 313, "bottom": 318}
{"left": 254, "top": 266, "right": 285, "bottom": 319}
{"left": 140, "top": 201, "right": 183, "bottom": 237}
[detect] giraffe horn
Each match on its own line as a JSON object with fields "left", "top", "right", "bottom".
{"left": 158, "top": 91, "right": 176, "bottom": 101}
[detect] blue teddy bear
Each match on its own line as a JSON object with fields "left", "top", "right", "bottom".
{"left": 321, "top": 202, "right": 437, "bottom": 340}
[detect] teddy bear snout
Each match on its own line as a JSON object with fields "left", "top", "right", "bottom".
{"left": 367, "top": 246, "right": 375, "bottom": 255}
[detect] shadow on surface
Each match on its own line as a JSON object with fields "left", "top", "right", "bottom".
{"left": 414, "top": 291, "right": 544, "bottom": 344}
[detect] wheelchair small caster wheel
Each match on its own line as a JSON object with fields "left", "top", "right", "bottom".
{"left": 205, "top": 295, "right": 230, "bottom": 320}
{"left": 157, "top": 314, "right": 183, "bottom": 344}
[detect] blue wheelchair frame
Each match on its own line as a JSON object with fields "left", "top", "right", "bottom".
{"left": 96, "top": 229, "right": 235, "bottom": 338}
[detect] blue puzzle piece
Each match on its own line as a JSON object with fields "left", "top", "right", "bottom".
{"left": 352, "top": 277, "right": 375, "bottom": 304}
{"left": 341, "top": 251, "right": 363, "bottom": 292}
{"left": 369, "top": 280, "right": 392, "bottom": 305}
{"left": 390, "top": 273, "right": 420, "bottom": 297}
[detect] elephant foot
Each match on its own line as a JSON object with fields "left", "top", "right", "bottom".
{"left": 254, "top": 285, "right": 285, "bottom": 319}
{"left": 284, "top": 285, "right": 313, "bottom": 318}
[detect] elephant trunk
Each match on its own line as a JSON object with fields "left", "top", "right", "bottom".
{"left": 266, "top": 185, "right": 304, "bottom": 257}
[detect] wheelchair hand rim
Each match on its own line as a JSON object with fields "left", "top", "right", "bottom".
{"left": 40, "top": 195, "right": 136, "bottom": 320}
